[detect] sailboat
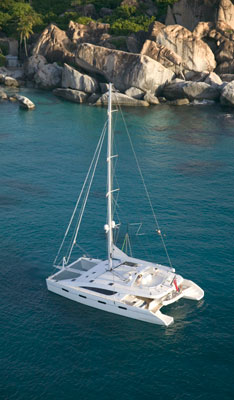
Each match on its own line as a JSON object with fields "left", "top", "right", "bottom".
{"left": 46, "top": 84, "right": 204, "bottom": 326}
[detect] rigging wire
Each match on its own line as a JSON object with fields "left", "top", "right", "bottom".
{"left": 117, "top": 102, "right": 173, "bottom": 269}
{"left": 66, "top": 123, "right": 106, "bottom": 265}
{"left": 53, "top": 120, "right": 107, "bottom": 266}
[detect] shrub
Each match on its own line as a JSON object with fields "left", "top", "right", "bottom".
{"left": 0, "top": 41, "right": 9, "bottom": 56}
{"left": 0, "top": 53, "right": 6, "bottom": 67}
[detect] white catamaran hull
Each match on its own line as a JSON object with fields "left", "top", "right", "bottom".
{"left": 46, "top": 279, "right": 174, "bottom": 326}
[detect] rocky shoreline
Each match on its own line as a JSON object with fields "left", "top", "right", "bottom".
{"left": 2, "top": 0, "right": 234, "bottom": 109}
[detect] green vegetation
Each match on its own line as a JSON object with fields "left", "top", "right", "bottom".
{"left": 0, "top": 41, "right": 9, "bottom": 55}
{"left": 0, "top": 0, "right": 182, "bottom": 55}
{"left": 0, "top": 53, "right": 6, "bottom": 67}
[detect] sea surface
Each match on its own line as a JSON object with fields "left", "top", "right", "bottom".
{"left": 0, "top": 88, "right": 233, "bottom": 400}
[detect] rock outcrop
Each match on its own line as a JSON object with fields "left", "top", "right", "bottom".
{"left": 25, "top": 55, "right": 62, "bottom": 89}
{"left": 147, "top": 22, "right": 216, "bottom": 74}
{"left": 68, "top": 20, "right": 110, "bottom": 45}
{"left": 75, "top": 43, "right": 174, "bottom": 93}
{"left": 33, "top": 24, "right": 75, "bottom": 64}
{"left": 141, "top": 39, "right": 182, "bottom": 73}
{"left": 165, "top": 0, "right": 234, "bottom": 31}
{"left": 62, "top": 63, "right": 98, "bottom": 93}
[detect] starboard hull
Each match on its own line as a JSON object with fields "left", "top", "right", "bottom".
{"left": 46, "top": 279, "right": 174, "bottom": 326}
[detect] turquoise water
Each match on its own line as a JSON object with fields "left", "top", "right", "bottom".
{"left": 0, "top": 89, "right": 233, "bottom": 399}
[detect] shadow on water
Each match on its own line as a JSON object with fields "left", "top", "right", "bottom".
{"left": 175, "top": 160, "right": 224, "bottom": 176}
{"left": 0, "top": 195, "right": 21, "bottom": 206}
{"left": 2, "top": 179, "right": 48, "bottom": 196}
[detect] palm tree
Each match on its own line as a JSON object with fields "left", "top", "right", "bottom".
{"left": 13, "top": 2, "right": 42, "bottom": 58}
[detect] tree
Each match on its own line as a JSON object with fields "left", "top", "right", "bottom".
{"left": 12, "top": 2, "right": 42, "bottom": 57}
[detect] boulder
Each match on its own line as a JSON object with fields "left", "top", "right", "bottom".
{"left": 4, "top": 76, "right": 19, "bottom": 87}
{"left": 216, "top": 60, "right": 234, "bottom": 74}
{"left": 53, "top": 88, "right": 88, "bottom": 103}
{"left": 125, "top": 87, "right": 144, "bottom": 99}
{"left": 87, "top": 93, "right": 101, "bottom": 104}
{"left": 62, "top": 63, "right": 98, "bottom": 93}
{"left": 95, "top": 92, "right": 149, "bottom": 106}
{"left": 33, "top": 24, "right": 74, "bottom": 64}
{"left": 34, "top": 62, "right": 62, "bottom": 89}
{"left": 204, "top": 72, "right": 223, "bottom": 87}
{"left": 218, "top": 0, "right": 234, "bottom": 30}
{"left": 15, "top": 95, "right": 35, "bottom": 110}
{"left": 144, "top": 92, "right": 159, "bottom": 104}
{"left": 220, "top": 73, "right": 234, "bottom": 82}
{"left": 25, "top": 55, "right": 47, "bottom": 80}
{"left": 162, "top": 79, "right": 187, "bottom": 99}
{"left": 165, "top": 0, "right": 221, "bottom": 31}
{"left": 0, "top": 89, "right": 7, "bottom": 100}
{"left": 183, "top": 70, "right": 208, "bottom": 81}
{"left": 220, "top": 80, "right": 234, "bottom": 105}
{"left": 163, "top": 80, "right": 220, "bottom": 101}
{"left": 75, "top": 43, "right": 174, "bottom": 93}
{"left": 67, "top": 20, "right": 110, "bottom": 45}
{"left": 148, "top": 22, "right": 216, "bottom": 74}
{"left": 141, "top": 40, "right": 182, "bottom": 73}
{"left": 100, "top": 83, "right": 118, "bottom": 93}
{"left": 183, "top": 82, "right": 220, "bottom": 101}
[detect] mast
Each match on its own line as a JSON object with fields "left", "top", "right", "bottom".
{"left": 107, "top": 83, "right": 113, "bottom": 270}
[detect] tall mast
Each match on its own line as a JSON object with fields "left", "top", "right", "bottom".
{"left": 107, "top": 83, "right": 113, "bottom": 270}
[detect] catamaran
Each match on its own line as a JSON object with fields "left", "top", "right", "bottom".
{"left": 46, "top": 84, "right": 204, "bottom": 326}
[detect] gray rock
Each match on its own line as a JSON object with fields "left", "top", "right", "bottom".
{"left": 220, "top": 74, "right": 234, "bottom": 82}
{"left": 163, "top": 79, "right": 187, "bottom": 99}
{"left": 34, "top": 62, "right": 62, "bottom": 89}
{"left": 100, "top": 83, "right": 118, "bottom": 93}
{"left": 15, "top": 95, "right": 35, "bottom": 110}
{"left": 87, "top": 93, "right": 100, "bottom": 104}
{"left": 62, "top": 63, "right": 98, "bottom": 93}
{"left": 53, "top": 88, "right": 88, "bottom": 103}
{"left": 220, "top": 80, "right": 234, "bottom": 105}
{"left": 163, "top": 80, "right": 220, "bottom": 101}
{"left": 75, "top": 43, "right": 174, "bottom": 93}
{"left": 95, "top": 92, "right": 149, "bottom": 107}
{"left": 183, "top": 82, "right": 220, "bottom": 100}
{"left": 125, "top": 87, "right": 144, "bottom": 99}
{"left": 25, "top": 55, "right": 47, "bottom": 80}
{"left": 144, "top": 92, "right": 159, "bottom": 104}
